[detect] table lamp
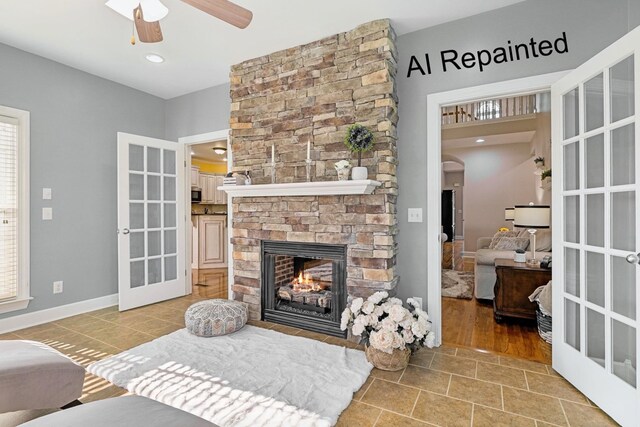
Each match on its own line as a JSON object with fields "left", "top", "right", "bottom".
{"left": 514, "top": 203, "right": 550, "bottom": 265}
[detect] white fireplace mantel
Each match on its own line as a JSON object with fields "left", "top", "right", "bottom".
{"left": 218, "top": 180, "right": 381, "bottom": 198}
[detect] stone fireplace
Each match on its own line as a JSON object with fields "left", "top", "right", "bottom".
{"left": 261, "top": 241, "right": 347, "bottom": 336}
{"left": 228, "top": 19, "right": 399, "bottom": 332}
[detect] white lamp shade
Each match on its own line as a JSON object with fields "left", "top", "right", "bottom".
{"left": 513, "top": 205, "right": 550, "bottom": 229}
{"left": 504, "top": 208, "right": 515, "bottom": 221}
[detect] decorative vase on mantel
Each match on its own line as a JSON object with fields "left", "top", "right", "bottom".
{"left": 365, "top": 345, "right": 411, "bottom": 371}
{"left": 351, "top": 166, "right": 368, "bottom": 181}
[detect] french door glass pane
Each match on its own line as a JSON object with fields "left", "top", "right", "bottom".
{"left": 165, "top": 256, "right": 177, "bottom": 281}
{"left": 610, "top": 55, "right": 635, "bottom": 123}
{"left": 585, "top": 134, "right": 605, "bottom": 188}
{"left": 587, "top": 308, "right": 606, "bottom": 368}
{"left": 611, "top": 319, "right": 637, "bottom": 388}
{"left": 586, "top": 194, "right": 605, "bottom": 247}
{"left": 148, "top": 203, "right": 161, "bottom": 229}
{"left": 130, "top": 203, "right": 144, "bottom": 230}
{"left": 611, "top": 191, "right": 636, "bottom": 251}
{"left": 129, "top": 145, "right": 144, "bottom": 172}
{"left": 130, "top": 232, "right": 144, "bottom": 259}
{"left": 611, "top": 255, "right": 637, "bottom": 320}
{"left": 147, "top": 175, "right": 161, "bottom": 201}
{"left": 164, "top": 203, "right": 176, "bottom": 227}
{"left": 163, "top": 149, "right": 176, "bottom": 175}
{"left": 586, "top": 251, "right": 605, "bottom": 307}
{"left": 564, "top": 142, "right": 580, "bottom": 190}
{"left": 148, "top": 230, "right": 161, "bottom": 257}
{"left": 130, "top": 260, "right": 145, "bottom": 288}
{"left": 563, "top": 87, "right": 580, "bottom": 139}
{"left": 611, "top": 124, "right": 635, "bottom": 186}
{"left": 565, "top": 298, "right": 581, "bottom": 351}
{"left": 147, "top": 147, "right": 161, "bottom": 173}
{"left": 164, "top": 230, "right": 176, "bottom": 255}
{"left": 164, "top": 177, "right": 176, "bottom": 201}
{"left": 585, "top": 73, "right": 604, "bottom": 131}
{"left": 565, "top": 247, "right": 581, "bottom": 297}
{"left": 564, "top": 196, "right": 580, "bottom": 243}
{"left": 130, "top": 174, "right": 144, "bottom": 200}
{"left": 148, "top": 258, "right": 162, "bottom": 285}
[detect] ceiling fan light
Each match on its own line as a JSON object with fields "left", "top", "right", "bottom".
{"left": 105, "top": 0, "right": 139, "bottom": 21}
{"left": 140, "top": 0, "right": 169, "bottom": 22}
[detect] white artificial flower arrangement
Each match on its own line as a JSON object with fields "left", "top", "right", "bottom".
{"left": 340, "top": 292, "right": 436, "bottom": 354}
{"left": 334, "top": 160, "right": 351, "bottom": 171}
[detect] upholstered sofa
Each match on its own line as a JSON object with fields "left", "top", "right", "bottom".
{"left": 474, "top": 231, "right": 551, "bottom": 300}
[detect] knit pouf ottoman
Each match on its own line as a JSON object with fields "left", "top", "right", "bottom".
{"left": 185, "top": 299, "right": 248, "bottom": 337}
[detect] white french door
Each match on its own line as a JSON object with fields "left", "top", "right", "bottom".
{"left": 552, "top": 27, "right": 640, "bottom": 426}
{"left": 117, "top": 132, "right": 186, "bottom": 310}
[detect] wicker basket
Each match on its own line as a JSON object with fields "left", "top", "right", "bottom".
{"left": 365, "top": 345, "right": 411, "bottom": 371}
{"left": 536, "top": 309, "right": 552, "bottom": 344}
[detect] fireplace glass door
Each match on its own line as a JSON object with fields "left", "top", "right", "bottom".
{"left": 262, "top": 241, "right": 346, "bottom": 337}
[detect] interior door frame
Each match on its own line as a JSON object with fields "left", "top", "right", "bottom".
{"left": 425, "top": 71, "right": 569, "bottom": 345}
{"left": 178, "top": 129, "right": 232, "bottom": 297}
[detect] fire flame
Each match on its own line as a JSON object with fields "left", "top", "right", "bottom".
{"left": 292, "top": 271, "right": 321, "bottom": 292}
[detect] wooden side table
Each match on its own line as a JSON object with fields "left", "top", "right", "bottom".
{"left": 493, "top": 258, "right": 552, "bottom": 323}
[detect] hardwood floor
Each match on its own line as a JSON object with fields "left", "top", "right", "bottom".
{"left": 442, "top": 296, "right": 552, "bottom": 364}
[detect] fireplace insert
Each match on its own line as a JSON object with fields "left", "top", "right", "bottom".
{"left": 261, "top": 241, "right": 347, "bottom": 337}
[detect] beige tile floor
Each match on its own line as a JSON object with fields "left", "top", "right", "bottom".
{"left": 0, "top": 269, "right": 619, "bottom": 427}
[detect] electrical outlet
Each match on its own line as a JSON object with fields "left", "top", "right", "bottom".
{"left": 42, "top": 207, "right": 53, "bottom": 221}
{"left": 412, "top": 297, "right": 423, "bottom": 310}
{"left": 42, "top": 188, "right": 52, "bottom": 200}
{"left": 408, "top": 208, "right": 423, "bottom": 223}
{"left": 53, "top": 281, "right": 63, "bottom": 294}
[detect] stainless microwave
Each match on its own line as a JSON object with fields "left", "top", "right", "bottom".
{"left": 191, "top": 188, "right": 202, "bottom": 203}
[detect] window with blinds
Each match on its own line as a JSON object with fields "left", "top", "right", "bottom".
{"left": 0, "top": 115, "right": 18, "bottom": 301}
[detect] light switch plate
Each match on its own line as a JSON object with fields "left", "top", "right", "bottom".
{"left": 42, "top": 188, "right": 52, "bottom": 200}
{"left": 53, "top": 281, "right": 63, "bottom": 294}
{"left": 408, "top": 208, "right": 423, "bottom": 223}
{"left": 42, "top": 207, "right": 53, "bottom": 220}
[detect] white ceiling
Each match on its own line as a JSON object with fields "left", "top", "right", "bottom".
{"left": 192, "top": 140, "right": 227, "bottom": 163}
{"left": 0, "top": 0, "right": 523, "bottom": 99}
{"left": 443, "top": 130, "right": 536, "bottom": 150}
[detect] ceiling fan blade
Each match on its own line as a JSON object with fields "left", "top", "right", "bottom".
{"left": 181, "top": 0, "right": 253, "bottom": 29}
{"left": 134, "top": 6, "right": 163, "bottom": 43}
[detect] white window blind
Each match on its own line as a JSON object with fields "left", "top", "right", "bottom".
{"left": 0, "top": 115, "right": 18, "bottom": 301}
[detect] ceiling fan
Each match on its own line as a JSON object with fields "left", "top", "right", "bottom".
{"left": 105, "top": 0, "right": 253, "bottom": 44}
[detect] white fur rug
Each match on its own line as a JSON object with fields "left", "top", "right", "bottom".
{"left": 87, "top": 325, "right": 371, "bottom": 427}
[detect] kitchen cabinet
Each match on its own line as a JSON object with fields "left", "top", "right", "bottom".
{"left": 198, "top": 215, "right": 227, "bottom": 268}
{"left": 190, "top": 166, "right": 200, "bottom": 187}
{"left": 198, "top": 173, "right": 226, "bottom": 205}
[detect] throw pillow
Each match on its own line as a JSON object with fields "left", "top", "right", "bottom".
{"left": 493, "top": 236, "right": 531, "bottom": 251}
{"left": 536, "top": 229, "right": 552, "bottom": 252}
{"left": 489, "top": 231, "right": 520, "bottom": 249}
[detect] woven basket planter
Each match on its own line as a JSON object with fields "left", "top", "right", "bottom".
{"left": 365, "top": 345, "right": 411, "bottom": 371}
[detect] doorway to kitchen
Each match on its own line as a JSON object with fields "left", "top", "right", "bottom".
{"left": 179, "top": 129, "right": 231, "bottom": 300}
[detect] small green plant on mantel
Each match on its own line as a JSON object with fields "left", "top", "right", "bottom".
{"left": 344, "top": 124, "right": 375, "bottom": 166}
{"left": 541, "top": 169, "right": 552, "bottom": 180}
{"left": 344, "top": 124, "right": 375, "bottom": 181}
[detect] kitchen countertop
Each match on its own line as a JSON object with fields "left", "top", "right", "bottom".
{"left": 191, "top": 213, "right": 227, "bottom": 216}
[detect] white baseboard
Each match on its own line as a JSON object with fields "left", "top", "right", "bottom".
{"left": 0, "top": 293, "right": 118, "bottom": 335}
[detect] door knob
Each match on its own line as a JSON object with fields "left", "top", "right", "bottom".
{"left": 122, "top": 228, "right": 130, "bottom": 235}
{"left": 625, "top": 253, "right": 640, "bottom": 264}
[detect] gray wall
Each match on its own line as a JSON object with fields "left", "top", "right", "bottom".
{"left": 395, "top": 0, "right": 640, "bottom": 302}
{"left": 165, "top": 83, "right": 231, "bottom": 141}
{"left": 0, "top": 43, "right": 166, "bottom": 318}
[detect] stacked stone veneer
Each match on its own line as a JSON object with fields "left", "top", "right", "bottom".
{"left": 229, "top": 19, "right": 399, "bottom": 320}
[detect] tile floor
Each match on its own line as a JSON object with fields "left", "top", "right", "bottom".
{"left": 0, "top": 268, "right": 619, "bottom": 426}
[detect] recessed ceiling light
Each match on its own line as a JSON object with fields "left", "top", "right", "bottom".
{"left": 222, "top": 157, "right": 228, "bottom": 162}
{"left": 213, "top": 147, "right": 227, "bottom": 155}
{"left": 190, "top": 151, "right": 195, "bottom": 155}
{"left": 475, "top": 138, "right": 485, "bottom": 143}
{"left": 145, "top": 53, "right": 164, "bottom": 63}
